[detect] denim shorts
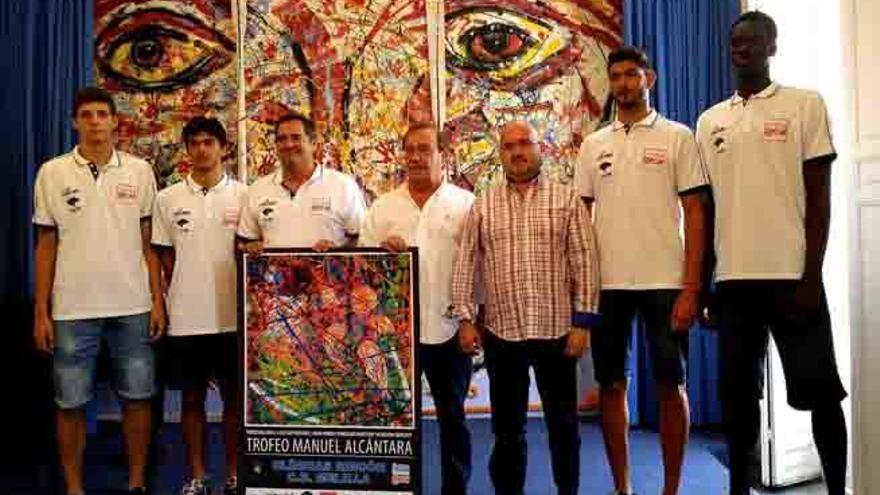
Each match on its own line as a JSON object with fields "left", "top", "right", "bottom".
{"left": 53, "top": 312, "right": 156, "bottom": 409}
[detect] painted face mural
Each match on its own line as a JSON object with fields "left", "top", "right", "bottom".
{"left": 244, "top": 0, "right": 430, "bottom": 201}
{"left": 436, "top": 0, "right": 622, "bottom": 190}
{"left": 94, "top": 0, "right": 238, "bottom": 187}
{"left": 95, "top": 1, "right": 620, "bottom": 196}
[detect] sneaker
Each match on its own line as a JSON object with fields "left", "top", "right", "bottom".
{"left": 129, "top": 487, "right": 149, "bottom": 495}
{"left": 181, "top": 478, "right": 209, "bottom": 495}
{"left": 222, "top": 477, "right": 239, "bottom": 495}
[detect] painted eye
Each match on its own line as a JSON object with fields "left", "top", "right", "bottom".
{"left": 96, "top": 7, "right": 235, "bottom": 93}
{"left": 445, "top": 8, "right": 570, "bottom": 84}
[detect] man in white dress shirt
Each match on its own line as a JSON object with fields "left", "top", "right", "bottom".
{"left": 361, "top": 123, "right": 475, "bottom": 495}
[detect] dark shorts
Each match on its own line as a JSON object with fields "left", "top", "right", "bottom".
{"left": 716, "top": 280, "right": 847, "bottom": 410}
{"left": 163, "top": 332, "right": 239, "bottom": 392}
{"left": 592, "top": 290, "right": 688, "bottom": 387}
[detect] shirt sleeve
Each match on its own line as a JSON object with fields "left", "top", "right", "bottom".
{"left": 237, "top": 189, "right": 261, "bottom": 240}
{"left": 139, "top": 161, "right": 157, "bottom": 218}
{"left": 449, "top": 200, "right": 481, "bottom": 322}
{"left": 33, "top": 165, "right": 56, "bottom": 227}
{"left": 342, "top": 177, "right": 367, "bottom": 236}
{"left": 801, "top": 91, "right": 836, "bottom": 161}
{"left": 675, "top": 128, "right": 710, "bottom": 193}
{"left": 694, "top": 113, "right": 714, "bottom": 180}
{"left": 567, "top": 192, "right": 600, "bottom": 325}
{"left": 150, "top": 194, "right": 172, "bottom": 247}
{"left": 574, "top": 140, "right": 595, "bottom": 199}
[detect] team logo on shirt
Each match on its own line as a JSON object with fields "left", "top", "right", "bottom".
{"left": 258, "top": 198, "right": 277, "bottom": 224}
{"left": 172, "top": 208, "right": 193, "bottom": 233}
{"left": 710, "top": 125, "right": 727, "bottom": 153}
{"left": 763, "top": 119, "right": 789, "bottom": 142}
{"left": 115, "top": 183, "right": 137, "bottom": 205}
{"left": 642, "top": 146, "right": 668, "bottom": 166}
{"left": 596, "top": 150, "right": 614, "bottom": 177}
{"left": 61, "top": 186, "right": 84, "bottom": 213}
{"left": 310, "top": 196, "right": 331, "bottom": 214}
{"left": 223, "top": 206, "right": 240, "bottom": 229}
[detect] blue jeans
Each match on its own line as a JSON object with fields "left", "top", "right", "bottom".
{"left": 421, "top": 338, "right": 473, "bottom": 495}
{"left": 53, "top": 313, "right": 155, "bottom": 409}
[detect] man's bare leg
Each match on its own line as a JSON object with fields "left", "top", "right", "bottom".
{"left": 122, "top": 399, "right": 152, "bottom": 489}
{"left": 57, "top": 408, "right": 86, "bottom": 495}
{"left": 658, "top": 384, "right": 690, "bottom": 495}
{"left": 221, "top": 383, "right": 241, "bottom": 485}
{"left": 181, "top": 389, "right": 208, "bottom": 480}
{"left": 600, "top": 381, "right": 632, "bottom": 494}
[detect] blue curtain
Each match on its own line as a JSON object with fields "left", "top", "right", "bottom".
{"left": 0, "top": 0, "right": 92, "bottom": 470}
{"left": 623, "top": 0, "right": 740, "bottom": 427}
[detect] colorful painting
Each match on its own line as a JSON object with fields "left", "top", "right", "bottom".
{"left": 243, "top": 0, "right": 431, "bottom": 201}
{"left": 441, "top": 0, "right": 622, "bottom": 191}
{"left": 94, "top": 0, "right": 239, "bottom": 187}
{"left": 244, "top": 251, "right": 417, "bottom": 428}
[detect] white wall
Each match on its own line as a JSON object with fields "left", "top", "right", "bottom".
{"left": 841, "top": 0, "right": 880, "bottom": 492}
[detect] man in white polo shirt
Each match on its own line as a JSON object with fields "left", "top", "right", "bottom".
{"left": 361, "top": 122, "right": 475, "bottom": 495}
{"left": 238, "top": 112, "right": 366, "bottom": 251}
{"left": 576, "top": 46, "right": 708, "bottom": 495}
{"left": 696, "top": 11, "right": 847, "bottom": 495}
{"left": 152, "top": 117, "right": 246, "bottom": 495}
{"left": 32, "top": 87, "right": 164, "bottom": 495}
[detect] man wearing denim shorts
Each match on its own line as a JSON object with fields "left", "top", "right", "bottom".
{"left": 32, "top": 87, "right": 166, "bottom": 495}
{"left": 576, "top": 46, "right": 709, "bottom": 495}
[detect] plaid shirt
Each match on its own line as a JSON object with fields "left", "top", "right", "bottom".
{"left": 450, "top": 175, "right": 600, "bottom": 341}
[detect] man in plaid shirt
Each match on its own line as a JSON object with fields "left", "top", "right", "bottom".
{"left": 450, "top": 120, "right": 601, "bottom": 495}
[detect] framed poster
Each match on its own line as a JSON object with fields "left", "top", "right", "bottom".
{"left": 241, "top": 249, "right": 420, "bottom": 494}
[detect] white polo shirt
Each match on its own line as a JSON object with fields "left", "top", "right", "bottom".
{"left": 238, "top": 166, "right": 366, "bottom": 248}
{"left": 696, "top": 83, "right": 836, "bottom": 281}
{"left": 576, "top": 111, "right": 708, "bottom": 290}
{"left": 152, "top": 174, "right": 246, "bottom": 336}
{"left": 360, "top": 182, "right": 475, "bottom": 344}
{"left": 33, "top": 147, "right": 156, "bottom": 320}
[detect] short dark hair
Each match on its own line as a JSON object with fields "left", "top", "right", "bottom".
{"left": 402, "top": 122, "right": 442, "bottom": 149}
{"left": 607, "top": 45, "right": 651, "bottom": 70}
{"left": 275, "top": 112, "right": 316, "bottom": 140}
{"left": 732, "top": 10, "right": 777, "bottom": 42}
{"left": 73, "top": 87, "right": 116, "bottom": 116}
{"left": 182, "top": 116, "right": 227, "bottom": 146}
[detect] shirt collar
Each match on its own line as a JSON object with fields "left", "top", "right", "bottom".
{"left": 185, "top": 173, "right": 229, "bottom": 195}
{"left": 272, "top": 164, "right": 322, "bottom": 188}
{"left": 504, "top": 171, "right": 543, "bottom": 190}
{"left": 72, "top": 146, "right": 120, "bottom": 168}
{"left": 611, "top": 109, "right": 659, "bottom": 132}
{"left": 730, "top": 82, "right": 780, "bottom": 107}
{"left": 399, "top": 180, "right": 447, "bottom": 206}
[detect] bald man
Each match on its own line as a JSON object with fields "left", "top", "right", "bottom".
{"left": 450, "top": 121, "right": 601, "bottom": 495}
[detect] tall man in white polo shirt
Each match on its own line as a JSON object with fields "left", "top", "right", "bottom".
{"left": 696, "top": 11, "right": 847, "bottom": 495}
{"left": 577, "top": 46, "right": 708, "bottom": 495}
{"left": 32, "top": 87, "right": 165, "bottom": 495}
{"left": 152, "top": 117, "right": 246, "bottom": 495}
{"left": 361, "top": 123, "right": 475, "bottom": 495}
{"left": 238, "top": 113, "right": 366, "bottom": 251}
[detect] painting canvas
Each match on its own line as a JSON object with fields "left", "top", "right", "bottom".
{"left": 244, "top": 251, "right": 417, "bottom": 428}
{"left": 94, "top": 0, "right": 240, "bottom": 187}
